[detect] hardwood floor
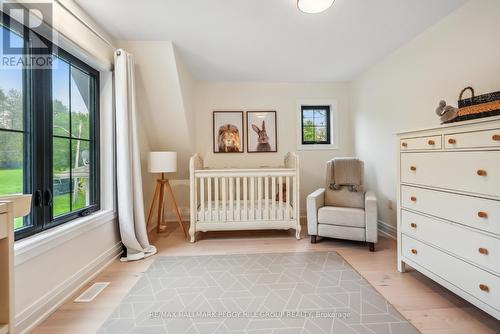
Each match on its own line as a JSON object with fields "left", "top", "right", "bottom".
{"left": 32, "top": 221, "right": 500, "bottom": 334}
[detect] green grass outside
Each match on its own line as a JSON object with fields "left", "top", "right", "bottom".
{"left": 0, "top": 168, "right": 23, "bottom": 195}
{"left": 0, "top": 168, "right": 86, "bottom": 229}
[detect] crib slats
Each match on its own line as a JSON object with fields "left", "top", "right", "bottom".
{"left": 250, "top": 177, "right": 255, "bottom": 220}
{"left": 194, "top": 171, "right": 296, "bottom": 224}
{"left": 257, "top": 177, "right": 263, "bottom": 220}
{"left": 207, "top": 177, "right": 212, "bottom": 221}
{"left": 292, "top": 175, "right": 297, "bottom": 220}
{"left": 193, "top": 176, "right": 198, "bottom": 225}
{"left": 200, "top": 177, "right": 205, "bottom": 222}
{"left": 264, "top": 176, "right": 269, "bottom": 220}
{"left": 221, "top": 177, "right": 227, "bottom": 221}
{"left": 236, "top": 177, "right": 241, "bottom": 221}
{"left": 278, "top": 176, "right": 283, "bottom": 220}
{"left": 214, "top": 177, "right": 219, "bottom": 221}
{"left": 243, "top": 177, "right": 248, "bottom": 220}
{"left": 285, "top": 176, "right": 290, "bottom": 220}
{"left": 271, "top": 176, "right": 276, "bottom": 220}
{"left": 229, "top": 177, "right": 234, "bottom": 221}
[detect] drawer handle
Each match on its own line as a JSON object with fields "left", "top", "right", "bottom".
{"left": 478, "top": 211, "right": 488, "bottom": 218}
{"left": 402, "top": 142, "right": 408, "bottom": 147}
{"left": 493, "top": 135, "right": 500, "bottom": 142}
{"left": 477, "top": 170, "right": 487, "bottom": 176}
{"left": 448, "top": 138, "right": 456, "bottom": 144}
{"left": 428, "top": 140, "right": 435, "bottom": 146}
{"left": 411, "top": 249, "right": 418, "bottom": 255}
{"left": 410, "top": 196, "right": 417, "bottom": 202}
{"left": 410, "top": 166, "right": 417, "bottom": 171}
{"left": 478, "top": 248, "right": 489, "bottom": 255}
{"left": 410, "top": 223, "right": 417, "bottom": 228}
{"left": 479, "top": 284, "right": 490, "bottom": 292}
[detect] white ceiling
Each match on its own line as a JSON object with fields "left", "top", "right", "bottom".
{"left": 75, "top": 0, "right": 466, "bottom": 82}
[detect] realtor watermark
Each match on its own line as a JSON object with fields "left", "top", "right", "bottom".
{"left": 1, "top": 0, "right": 58, "bottom": 69}
{"left": 149, "top": 311, "right": 351, "bottom": 320}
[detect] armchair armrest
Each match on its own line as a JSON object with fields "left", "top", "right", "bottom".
{"left": 365, "top": 191, "right": 378, "bottom": 243}
{"left": 307, "top": 188, "right": 325, "bottom": 236}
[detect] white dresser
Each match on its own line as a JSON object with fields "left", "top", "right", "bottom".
{"left": 397, "top": 116, "right": 500, "bottom": 320}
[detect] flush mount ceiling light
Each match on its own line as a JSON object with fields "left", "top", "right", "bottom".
{"left": 297, "top": 0, "right": 335, "bottom": 14}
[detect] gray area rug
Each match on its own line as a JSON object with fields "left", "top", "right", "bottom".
{"left": 98, "top": 252, "right": 419, "bottom": 334}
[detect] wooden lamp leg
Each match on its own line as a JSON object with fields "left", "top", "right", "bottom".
{"left": 156, "top": 180, "right": 166, "bottom": 233}
{"left": 165, "top": 179, "right": 188, "bottom": 238}
{"left": 146, "top": 181, "right": 160, "bottom": 230}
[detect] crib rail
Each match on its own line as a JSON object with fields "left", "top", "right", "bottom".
{"left": 189, "top": 152, "right": 300, "bottom": 242}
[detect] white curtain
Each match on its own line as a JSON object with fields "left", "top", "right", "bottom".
{"left": 114, "top": 49, "right": 157, "bottom": 261}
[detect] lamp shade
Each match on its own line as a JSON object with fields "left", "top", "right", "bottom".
{"left": 297, "top": 0, "right": 335, "bottom": 13}
{"left": 148, "top": 151, "right": 177, "bottom": 173}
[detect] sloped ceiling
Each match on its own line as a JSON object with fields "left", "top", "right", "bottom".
{"left": 75, "top": 0, "right": 466, "bottom": 82}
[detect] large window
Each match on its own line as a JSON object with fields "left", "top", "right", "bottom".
{"left": 0, "top": 13, "right": 100, "bottom": 240}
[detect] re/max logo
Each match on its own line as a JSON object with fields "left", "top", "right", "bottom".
{"left": 1, "top": 1, "right": 55, "bottom": 55}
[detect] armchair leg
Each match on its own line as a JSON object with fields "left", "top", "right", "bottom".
{"left": 368, "top": 242, "right": 375, "bottom": 252}
{"left": 311, "top": 235, "right": 317, "bottom": 244}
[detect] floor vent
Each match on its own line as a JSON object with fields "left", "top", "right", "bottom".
{"left": 74, "top": 282, "right": 110, "bottom": 303}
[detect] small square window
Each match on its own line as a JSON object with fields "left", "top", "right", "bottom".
{"left": 301, "top": 106, "right": 331, "bottom": 145}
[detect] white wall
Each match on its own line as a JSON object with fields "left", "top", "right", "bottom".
{"left": 351, "top": 0, "right": 500, "bottom": 228}
{"left": 14, "top": 214, "right": 120, "bottom": 334}
{"left": 194, "top": 82, "right": 354, "bottom": 213}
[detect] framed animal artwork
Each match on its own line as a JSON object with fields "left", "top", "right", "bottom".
{"left": 246, "top": 111, "right": 277, "bottom": 153}
{"left": 213, "top": 111, "right": 244, "bottom": 153}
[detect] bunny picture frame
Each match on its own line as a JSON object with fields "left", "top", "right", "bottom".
{"left": 246, "top": 111, "right": 277, "bottom": 153}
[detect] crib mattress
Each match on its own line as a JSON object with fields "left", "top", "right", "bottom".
{"left": 197, "top": 199, "right": 294, "bottom": 221}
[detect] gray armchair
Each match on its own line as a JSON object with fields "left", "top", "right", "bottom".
{"left": 307, "top": 158, "right": 378, "bottom": 251}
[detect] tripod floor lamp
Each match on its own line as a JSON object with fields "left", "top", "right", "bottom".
{"left": 146, "top": 152, "right": 187, "bottom": 238}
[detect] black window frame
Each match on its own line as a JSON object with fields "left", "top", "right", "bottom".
{"left": 1, "top": 11, "right": 100, "bottom": 240}
{"left": 301, "top": 105, "right": 331, "bottom": 145}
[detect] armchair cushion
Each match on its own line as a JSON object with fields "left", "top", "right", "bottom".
{"left": 324, "top": 188, "right": 365, "bottom": 209}
{"left": 318, "top": 206, "right": 366, "bottom": 228}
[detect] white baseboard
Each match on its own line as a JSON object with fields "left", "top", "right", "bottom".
{"left": 378, "top": 220, "right": 396, "bottom": 240}
{"left": 16, "top": 242, "right": 123, "bottom": 334}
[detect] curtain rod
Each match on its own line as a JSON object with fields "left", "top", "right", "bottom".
{"left": 54, "top": 0, "right": 116, "bottom": 51}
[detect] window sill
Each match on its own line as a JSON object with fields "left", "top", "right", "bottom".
{"left": 297, "top": 144, "right": 339, "bottom": 151}
{"left": 14, "top": 209, "right": 117, "bottom": 266}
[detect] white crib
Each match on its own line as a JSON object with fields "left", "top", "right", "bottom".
{"left": 189, "top": 152, "right": 300, "bottom": 242}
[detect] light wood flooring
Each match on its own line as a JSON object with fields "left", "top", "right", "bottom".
{"left": 32, "top": 221, "right": 500, "bottom": 334}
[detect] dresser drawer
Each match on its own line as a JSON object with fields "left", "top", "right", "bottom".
{"left": 0, "top": 213, "right": 7, "bottom": 239}
{"left": 445, "top": 129, "right": 500, "bottom": 149}
{"left": 401, "top": 151, "right": 500, "bottom": 197}
{"left": 402, "top": 235, "right": 500, "bottom": 312}
{"left": 401, "top": 185, "right": 500, "bottom": 236}
{"left": 400, "top": 135, "right": 442, "bottom": 151}
{"left": 402, "top": 210, "right": 500, "bottom": 275}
